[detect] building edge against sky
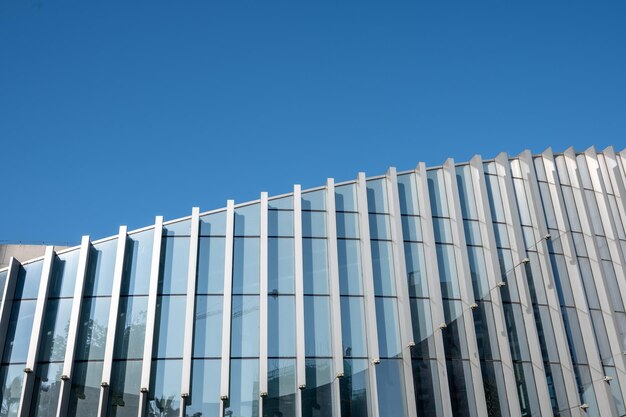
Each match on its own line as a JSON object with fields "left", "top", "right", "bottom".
{"left": 1, "top": 146, "right": 626, "bottom": 417}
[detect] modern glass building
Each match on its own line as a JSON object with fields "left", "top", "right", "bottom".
{"left": 2, "top": 146, "right": 626, "bottom": 417}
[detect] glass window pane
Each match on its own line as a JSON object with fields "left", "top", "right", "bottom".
{"left": 485, "top": 174, "right": 506, "bottom": 223}
{"left": 3, "top": 300, "right": 36, "bottom": 364}
{"left": 336, "top": 212, "right": 359, "bottom": 239}
{"left": 467, "top": 246, "right": 489, "bottom": 299}
{"left": 446, "top": 360, "right": 477, "bottom": 417}
{"left": 433, "top": 218, "right": 453, "bottom": 243}
{"left": 269, "top": 296, "right": 296, "bottom": 357}
{"left": 372, "top": 241, "right": 396, "bottom": 296}
{"left": 224, "top": 359, "right": 259, "bottom": 417}
{"left": 163, "top": 219, "right": 191, "bottom": 237}
{"left": 369, "top": 213, "right": 391, "bottom": 240}
{"left": 39, "top": 298, "right": 73, "bottom": 362}
{"left": 269, "top": 210, "right": 293, "bottom": 237}
{"left": 456, "top": 166, "right": 478, "bottom": 220}
{"left": 154, "top": 295, "right": 186, "bottom": 358}
{"left": 15, "top": 261, "right": 43, "bottom": 300}
{"left": 303, "top": 239, "right": 329, "bottom": 295}
{"left": 84, "top": 239, "right": 118, "bottom": 297}
{"left": 338, "top": 239, "right": 362, "bottom": 296}
{"left": 268, "top": 238, "right": 294, "bottom": 294}
{"left": 366, "top": 179, "right": 388, "bottom": 213}
{"left": 412, "top": 359, "right": 442, "bottom": 417}
{"left": 427, "top": 170, "right": 449, "bottom": 217}
{"left": 193, "top": 296, "right": 223, "bottom": 358}
{"left": 377, "top": 359, "right": 408, "bottom": 417}
{"left": 0, "top": 271, "right": 6, "bottom": 304}
{"left": 187, "top": 359, "right": 221, "bottom": 417}
{"left": 75, "top": 296, "right": 110, "bottom": 361}
{"left": 335, "top": 184, "right": 357, "bottom": 212}
{"left": 233, "top": 238, "right": 260, "bottom": 294}
{"left": 302, "top": 190, "right": 325, "bottom": 211}
{"left": 404, "top": 242, "right": 428, "bottom": 298}
{"left": 340, "top": 359, "right": 370, "bottom": 417}
{"left": 437, "top": 244, "right": 460, "bottom": 299}
{"left": 265, "top": 359, "right": 297, "bottom": 417}
{"left": 0, "top": 364, "right": 24, "bottom": 417}
{"left": 29, "top": 362, "right": 63, "bottom": 417}
{"left": 109, "top": 360, "right": 142, "bottom": 417}
{"left": 302, "top": 211, "right": 326, "bottom": 238}
{"left": 397, "top": 173, "right": 419, "bottom": 215}
{"left": 122, "top": 229, "right": 153, "bottom": 296}
{"left": 268, "top": 196, "right": 293, "bottom": 210}
{"left": 302, "top": 358, "right": 334, "bottom": 417}
{"left": 235, "top": 204, "right": 260, "bottom": 236}
{"left": 196, "top": 237, "right": 225, "bottom": 294}
{"left": 409, "top": 298, "right": 435, "bottom": 360}
{"left": 148, "top": 359, "right": 182, "bottom": 415}
{"left": 67, "top": 361, "right": 103, "bottom": 417}
{"left": 376, "top": 298, "right": 401, "bottom": 358}
{"left": 200, "top": 211, "right": 227, "bottom": 236}
{"left": 230, "top": 296, "right": 259, "bottom": 358}
{"left": 48, "top": 250, "right": 79, "bottom": 298}
{"left": 304, "top": 296, "right": 332, "bottom": 357}
{"left": 401, "top": 216, "right": 422, "bottom": 242}
{"left": 114, "top": 296, "right": 148, "bottom": 360}
{"left": 340, "top": 297, "right": 367, "bottom": 358}
{"left": 159, "top": 237, "right": 189, "bottom": 295}
{"left": 463, "top": 220, "right": 481, "bottom": 246}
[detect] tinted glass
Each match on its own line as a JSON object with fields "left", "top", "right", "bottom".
{"left": 75, "top": 297, "right": 110, "bottom": 361}
{"left": 234, "top": 204, "right": 260, "bottom": 236}
{"left": 85, "top": 239, "right": 118, "bottom": 296}
{"left": 265, "top": 359, "right": 296, "bottom": 417}
{"left": 268, "top": 296, "right": 296, "bottom": 357}
{"left": 233, "top": 238, "right": 260, "bottom": 294}
{"left": 302, "top": 359, "right": 334, "bottom": 417}
{"left": 148, "top": 359, "right": 182, "bottom": 415}
{"left": 304, "top": 296, "right": 332, "bottom": 357}
{"left": 366, "top": 179, "right": 388, "bottom": 213}
{"left": 336, "top": 212, "right": 359, "bottom": 239}
{"left": 199, "top": 211, "right": 227, "bottom": 236}
{"left": 302, "top": 190, "right": 325, "bottom": 211}
{"left": 38, "top": 298, "right": 73, "bottom": 362}
{"left": 302, "top": 211, "right": 326, "bottom": 238}
{"left": 335, "top": 184, "right": 357, "bottom": 212}
{"left": 193, "top": 295, "right": 223, "bottom": 358}
{"left": 14, "top": 261, "right": 43, "bottom": 300}
{"left": 377, "top": 359, "right": 408, "bottom": 417}
{"left": 268, "top": 238, "right": 294, "bottom": 294}
{"left": 30, "top": 362, "right": 63, "bottom": 417}
{"left": 0, "top": 364, "right": 23, "bottom": 417}
{"left": 224, "top": 359, "right": 259, "bottom": 417}
{"left": 230, "top": 296, "right": 259, "bottom": 357}
{"left": 340, "top": 297, "right": 367, "bottom": 358}
{"left": 109, "top": 360, "right": 142, "bottom": 417}
{"left": 196, "top": 237, "right": 225, "bottom": 294}
{"left": 67, "top": 361, "right": 102, "bottom": 417}
{"left": 48, "top": 250, "right": 79, "bottom": 298}
{"left": 122, "top": 230, "right": 153, "bottom": 296}
{"left": 376, "top": 298, "right": 402, "bottom": 358}
{"left": 159, "top": 237, "right": 190, "bottom": 295}
{"left": 371, "top": 240, "right": 395, "bottom": 296}
{"left": 340, "top": 359, "right": 369, "bottom": 417}
{"left": 268, "top": 210, "right": 293, "bottom": 237}
{"left": 397, "top": 173, "right": 419, "bottom": 215}
{"left": 114, "top": 296, "right": 148, "bottom": 360}
{"left": 154, "top": 296, "right": 186, "bottom": 358}
{"left": 187, "top": 359, "right": 221, "bottom": 417}
{"left": 303, "top": 238, "right": 329, "bottom": 295}
{"left": 338, "top": 239, "right": 362, "bottom": 295}
{"left": 3, "top": 300, "right": 36, "bottom": 363}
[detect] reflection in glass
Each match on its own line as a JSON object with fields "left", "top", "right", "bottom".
{"left": 335, "top": 184, "right": 357, "bottom": 212}
{"left": 302, "top": 359, "right": 333, "bottom": 417}
{"left": 436, "top": 244, "right": 460, "bottom": 299}
{"left": 159, "top": 237, "right": 190, "bottom": 295}
{"left": 397, "top": 174, "right": 419, "bottom": 216}
{"left": 375, "top": 298, "right": 401, "bottom": 358}
{"left": 3, "top": 300, "right": 36, "bottom": 363}
{"left": 230, "top": 296, "right": 260, "bottom": 358}
{"left": 154, "top": 296, "right": 186, "bottom": 358}
{"left": 85, "top": 239, "right": 118, "bottom": 296}
{"left": 39, "top": 298, "right": 73, "bottom": 362}
{"left": 233, "top": 238, "right": 260, "bottom": 294}
{"left": 114, "top": 296, "right": 148, "bottom": 360}
{"left": 303, "top": 238, "right": 328, "bottom": 295}
{"left": 67, "top": 361, "right": 103, "bottom": 416}
{"left": 340, "top": 359, "right": 369, "bottom": 417}
{"left": 404, "top": 242, "right": 428, "bottom": 298}
{"left": 304, "top": 296, "right": 332, "bottom": 357}
{"left": 48, "top": 250, "right": 79, "bottom": 298}
{"left": 409, "top": 298, "right": 434, "bottom": 359}
{"left": 371, "top": 240, "right": 395, "bottom": 296}
{"left": 336, "top": 212, "right": 359, "bottom": 239}
{"left": 265, "top": 359, "right": 296, "bottom": 417}
{"left": 76, "top": 297, "right": 110, "bottom": 361}
{"left": 235, "top": 204, "right": 260, "bottom": 236}
{"left": 302, "top": 190, "right": 325, "bottom": 211}
{"left": 29, "top": 362, "right": 63, "bottom": 417}
{"left": 163, "top": 219, "right": 191, "bottom": 237}
{"left": 338, "top": 240, "right": 362, "bottom": 295}
{"left": 122, "top": 230, "right": 154, "bottom": 296}
{"left": 14, "top": 261, "right": 43, "bottom": 300}
{"left": 109, "top": 360, "right": 142, "bottom": 417}
{"left": 187, "top": 359, "right": 221, "bottom": 417}
{"left": 200, "top": 211, "right": 227, "bottom": 236}
{"left": 377, "top": 359, "right": 407, "bottom": 417}
{"left": 446, "top": 360, "right": 476, "bottom": 417}
{"left": 302, "top": 211, "right": 326, "bottom": 238}
{"left": 148, "top": 360, "right": 182, "bottom": 416}
{"left": 268, "top": 210, "right": 293, "bottom": 237}
{"left": 427, "top": 170, "right": 449, "bottom": 218}
{"left": 193, "top": 296, "right": 223, "bottom": 358}
{"left": 224, "top": 359, "right": 259, "bottom": 417}
{"left": 340, "top": 297, "right": 367, "bottom": 358}
{"left": 368, "top": 214, "right": 390, "bottom": 240}
{"left": 0, "top": 364, "right": 24, "bottom": 417}
{"left": 366, "top": 179, "right": 388, "bottom": 214}
{"left": 268, "top": 296, "right": 295, "bottom": 357}
{"left": 268, "top": 238, "right": 294, "bottom": 294}
{"left": 268, "top": 196, "right": 293, "bottom": 210}
{"left": 412, "top": 359, "right": 442, "bottom": 417}
{"left": 401, "top": 216, "right": 422, "bottom": 242}
{"left": 197, "top": 237, "right": 225, "bottom": 294}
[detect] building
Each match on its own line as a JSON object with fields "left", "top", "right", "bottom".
{"left": 1, "top": 146, "right": 626, "bottom": 417}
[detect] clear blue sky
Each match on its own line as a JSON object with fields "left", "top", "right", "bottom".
{"left": 1, "top": 1, "right": 625, "bottom": 245}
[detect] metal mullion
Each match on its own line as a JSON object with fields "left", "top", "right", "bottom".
{"left": 469, "top": 155, "right": 522, "bottom": 417}
{"left": 325, "top": 178, "right": 343, "bottom": 417}
{"left": 494, "top": 152, "right": 554, "bottom": 417}
{"left": 259, "top": 192, "right": 268, "bottom": 417}
{"left": 601, "top": 147, "right": 626, "bottom": 242}
{"left": 138, "top": 216, "right": 164, "bottom": 417}
{"left": 442, "top": 159, "right": 487, "bottom": 416}
{"left": 564, "top": 148, "right": 626, "bottom": 407}
{"left": 56, "top": 236, "right": 91, "bottom": 417}
{"left": 539, "top": 149, "right": 616, "bottom": 415}
{"left": 355, "top": 172, "right": 380, "bottom": 417}
{"left": 516, "top": 150, "right": 581, "bottom": 411}
{"left": 294, "top": 185, "right": 306, "bottom": 417}
{"left": 97, "top": 226, "right": 128, "bottom": 417}
{"left": 17, "top": 245, "right": 55, "bottom": 417}
{"left": 180, "top": 207, "right": 200, "bottom": 417}
{"left": 385, "top": 167, "right": 417, "bottom": 417}
{"left": 415, "top": 162, "right": 453, "bottom": 417}
{"left": 220, "top": 200, "right": 235, "bottom": 408}
{"left": 0, "top": 257, "right": 21, "bottom": 363}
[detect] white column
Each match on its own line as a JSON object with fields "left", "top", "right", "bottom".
{"left": 259, "top": 192, "right": 268, "bottom": 412}
{"left": 138, "top": 216, "right": 164, "bottom": 417}
{"left": 294, "top": 185, "right": 306, "bottom": 417}
{"left": 56, "top": 236, "right": 91, "bottom": 417}
{"left": 220, "top": 201, "right": 235, "bottom": 404}
{"left": 442, "top": 159, "right": 487, "bottom": 416}
{"left": 415, "top": 162, "right": 453, "bottom": 417}
{"left": 97, "top": 226, "right": 128, "bottom": 417}
{"left": 0, "top": 257, "right": 21, "bottom": 362}
{"left": 469, "top": 155, "right": 523, "bottom": 417}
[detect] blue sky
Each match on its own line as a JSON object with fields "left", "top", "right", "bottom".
{"left": 1, "top": 1, "right": 625, "bottom": 245}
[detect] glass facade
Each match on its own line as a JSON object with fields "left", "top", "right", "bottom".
{"left": 2, "top": 148, "right": 626, "bottom": 417}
